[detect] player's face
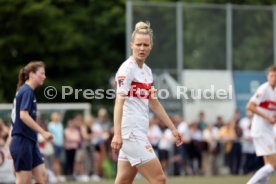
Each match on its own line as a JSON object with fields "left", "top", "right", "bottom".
{"left": 30, "top": 67, "right": 46, "bottom": 86}
{"left": 131, "top": 33, "right": 152, "bottom": 63}
{"left": 267, "top": 71, "right": 276, "bottom": 88}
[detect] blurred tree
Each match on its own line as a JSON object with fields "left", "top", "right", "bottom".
{"left": 181, "top": 0, "right": 275, "bottom": 70}
{"left": 1, "top": 0, "right": 276, "bottom": 104}
{"left": 184, "top": 6, "right": 226, "bottom": 69}
{"left": 0, "top": 0, "right": 125, "bottom": 105}
{"left": 233, "top": 8, "right": 273, "bottom": 70}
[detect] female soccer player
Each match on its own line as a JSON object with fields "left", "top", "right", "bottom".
{"left": 10, "top": 61, "right": 53, "bottom": 184}
{"left": 246, "top": 65, "right": 276, "bottom": 184}
{"left": 111, "top": 21, "right": 183, "bottom": 184}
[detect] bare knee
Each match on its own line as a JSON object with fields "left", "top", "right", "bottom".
{"left": 16, "top": 176, "right": 32, "bottom": 184}
{"left": 158, "top": 174, "right": 166, "bottom": 184}
{"left": 34, "top": 171, "right": 47, "bottom": 184}
{"left": 271, "top": 164, "right": 276, "bottom": 170}
{"left": 115, "top": 177, "right": 134, "bottom": 184}
{"left": 266, "top": 160, "right": 276, "bottom": 170}
{"left": 16, "top": 173, "right": 32, "bottom": 184}
{"left": 151, "top": 174, "right": 166, "bottom": 184}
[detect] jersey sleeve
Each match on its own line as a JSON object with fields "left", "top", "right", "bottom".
{"left": 149, "top": 69, "right": 157, "bottom": 98}
{"left": 250, "top": 86, "right": 265, "bottom": 105}
{"left": 20, "top": 89, "right": 33, "bottom": 111}
{"left": 115, "top": 64, "right": 134, "bottom": 95}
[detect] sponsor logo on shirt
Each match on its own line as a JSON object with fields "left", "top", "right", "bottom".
{"left": 117, "top": 76, "right": 126, "bottom": 87}
{"left": 128, "top": 81, "right": 153, "bottom": 99}
{"left": 259, "top": 100, "right": 276, "bottom": 111}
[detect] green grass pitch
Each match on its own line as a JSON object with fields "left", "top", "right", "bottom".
{"left": 67, "top": 175, "right": 276, "bottom": 184}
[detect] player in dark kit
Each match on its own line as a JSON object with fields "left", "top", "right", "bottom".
{"left": 10, "top": 61, "right": 53, "bottom": 184}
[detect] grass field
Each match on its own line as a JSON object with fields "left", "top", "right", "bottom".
{"left": 67, "top": 175, "right": 276, "bottom": 184}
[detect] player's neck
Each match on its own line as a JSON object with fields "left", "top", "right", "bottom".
{"left": 136, "top": 60, "right": 144, "bottom": 68}
{"left": 269, "top": 83, "right": 276, "bottom": 89}
{"left": 25, "top": 81, "right": 37, "bottom": 90}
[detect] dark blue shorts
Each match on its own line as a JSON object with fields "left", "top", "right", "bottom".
{"left": 10, "top": 135, "right": 44, "bottom": 171}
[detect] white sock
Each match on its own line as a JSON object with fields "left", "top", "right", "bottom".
{"left": 247, "top": 164, "right": 274, "bottom": 184}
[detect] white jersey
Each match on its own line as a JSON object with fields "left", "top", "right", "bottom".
{"left": 250, "top": 82, "right": 276, "bottom": 138}
{"left": 115, "top": 56, "right": 153, "bottom": 139}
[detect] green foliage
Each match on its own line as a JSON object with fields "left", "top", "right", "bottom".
{"left": 0, "top": 0, "right": 125, "bottom": 103}
{"left": 184, "top": 7, "right": 226, "bottom": 69}
{"left": 0, "top": 0, "right": 275, "bottom": 104}
{"left": 233, "top": 9, "right": 273, "bottom": 70}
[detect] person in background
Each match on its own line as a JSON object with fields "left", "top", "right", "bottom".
{"left": 202, "top": 124, "right": 219, "bottom": 176}
{"left": 246, "top": 65, "right": 276, "bottom": 184}
{"left": 148, "top": 115, "right": 162, "bottom": 156}
{"left": 47, "top": 112, "right": 65, "bottom": 182}
{"left": 96, "top": 108, "right": 112, "bottom": 140}
{"left": 240, "top": 110, "right": 263, "bottom": 175}
{"left": 63, "top": 119, "right": 81, "bottom": 178}
{"left": 197, "top": 111, "right": 207, "bottom": 131}
{"left": 9, "top": 61, "right": 53, "bottom": 184}
{"left": 218, "top": 120, "right": 237, "bottom": 175}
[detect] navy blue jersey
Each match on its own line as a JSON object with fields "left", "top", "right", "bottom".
{"left": 11, "top": 84, "right": 37, "bottom": 142}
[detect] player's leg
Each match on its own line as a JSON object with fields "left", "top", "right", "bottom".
{"left": 32, "top": 143, "right": 47, "bottom": 184}
{"left": 15, "top": 171, "right": 32, "bottom": 184}
{"left": 257, "top": 154, "right": 276, "bottom": 183}
{"left": 247, "top": 136, "right": 276, "bottom": 184}
{"left": 138, "top": 158, "right": 166, "bottom": 184}
{"left": 32, "top": 163, "right": 47, "bottom": 184}
{"left": 10, "top": 136, "right": 33, "bottom": 184}
{"left": 263, "top": 153, "right": 276, "bottom": 169}
{"left": 115, "top": 160, "right": 137, "bottom": 184}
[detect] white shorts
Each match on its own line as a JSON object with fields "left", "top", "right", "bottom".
{"left": 118, "top": 133, "right": 156, "bottom": 167}
{"left": 253, "top": 133, "right": 276, "bottom": 156}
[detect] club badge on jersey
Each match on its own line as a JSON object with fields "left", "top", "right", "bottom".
{"left": 117, "top": 76, "right": 126, "bottom": 87}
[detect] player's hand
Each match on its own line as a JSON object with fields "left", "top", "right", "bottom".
{"left": 172, "top": 129, "right": 184, "bottom": 147}
{"left": 111, "top": 134, "right": 122, "bottom": 153}
{"left": 42, "top": 131, "right": 53, "bottom": 141}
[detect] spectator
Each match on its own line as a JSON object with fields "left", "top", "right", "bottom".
{"left": 82, "top": 115, "right": 94, "bottom": 173}
{"left": 197, "top": 111, "right": 207, "bottom": 131}
{"left": 64, "top": 119, "right": 81, "bottom": 178}
{"left": 202, "top": 124, "right": 219, "bottom": 176}
{"left": 73, "top": 114, "right": 90, "bottom": 182}
{"left": 148, "top": 115, "right": 162, "bottom": 156}
{"left": 47, "top": 112, "right": 65, "bottom": 182}
{"left": 91, "top": 112, "right": 107, "bottom": 178}
{"left": 186, "top": 122, "right": 203, "bottom": 175}
{"left": 219, "top": 120, "right": 240, "bottom": 175}
{"left": 158, "top": 121, "right": 174, "bottom": 175}
{"left": 214, "top": 116, "right": 224, "bottom": 129}
{"left": 171, "top": 115, "right": 189, "bottom": 176}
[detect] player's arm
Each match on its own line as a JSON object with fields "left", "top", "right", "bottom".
{"left": 246, "top": 101, "right": 275, "bottom": 124}
{"left": 20, "top": 110, "right": 53, "bottom": 141}
{"left": 149, "top": 98, "right": 183, "bottom": 146}
{"left": 111, "top": 94, "right": 125, "bottom": 151}
{"left": 111, "top": 64, "right": 134, "bottom": 151}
